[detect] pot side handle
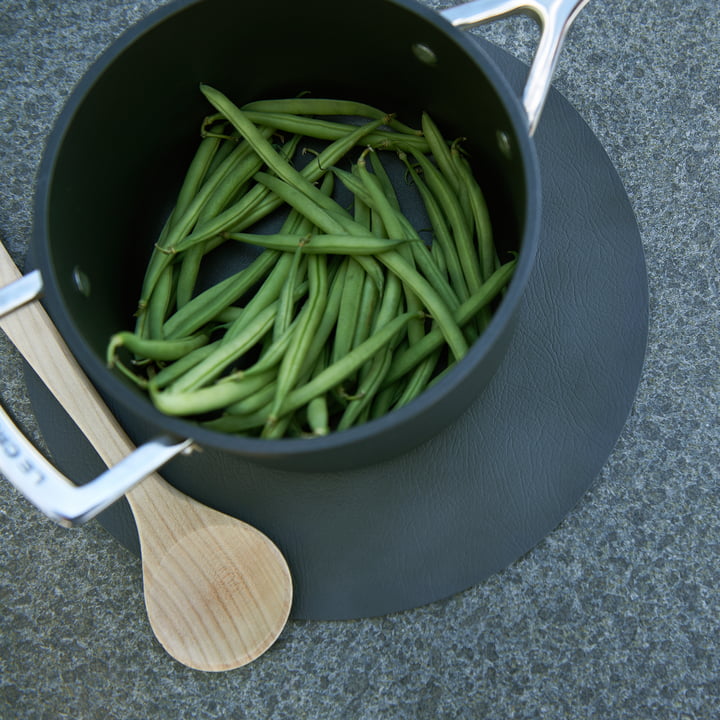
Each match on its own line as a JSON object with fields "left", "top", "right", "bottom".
{"left": 441, "top": 0, "right": 590, "bottom": 135}
{"left": 0, "top": 246, "right": 192, "bottom": 527}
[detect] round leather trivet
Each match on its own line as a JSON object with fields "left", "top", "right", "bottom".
{"left": 25, "top": 41, "right": 648, "bottom": 620}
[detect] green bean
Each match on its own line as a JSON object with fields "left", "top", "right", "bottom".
{"left": 247, "top": 172, "right": 386, "bottom": 290}
{"left": 274, "top": 244, "right": 306, "bottom": 341}
{"left": 146, "top": 264, "right": 174, "bottom": 340}
{"left": 420, "top": 112, "right": 461, "bottom": 193}
{"left": 306, "top": 395, "right": 330, "bottom": 436}
{"left": 331, "top": 257, "right": 365, "bottom": 363}
{"left": 150, "top": 368, "right": 276, "bottom": 416}
{"left": 268, "top": 254, "right": 328, "bottom": 423}
{"left": 401, "top": 153, "right": 469, "bottom": 302}
{"left": 204, "top": 313, "right": 420, "bottom": 432}
{"left": 107, "top": 331, "right": 209, "bottom": 366}
{"left": 368, "top": 149, "right": 402, "bottom": 211}
{"left": 410, "top": 149, "right": 484, "bottom": 296}
{"left": 238, "top": 111, "right": 431, "bottom": 152}
{"left": 226, "top": 381, "right": 277, "bottom": 416}
{"left": 241, "top": 97, "right": 423, "bottom": 136}
{"left": 277, "top": 310, "right": 423, "bottom": 418}
{"left": 452, "top": 151, "right": 495, "bottom": 282}
{"left": 170, "top": 133, "right": 223, "bottom": 229}
{"left": 202, "top": 85, "right": 362, "bottom": 222}
{"left": 171, "top": 117, "right": 388, "bottom": 259}
{"left": 351, "top": 273, "right": 380, "bottom": 349}
{"left": 354, "top": 152, "right": 425, "bottom": 344}
{"left": 163, "top": 249, "right": 278, "bottom": 340}
{"left": 384, "top": 258, "right": 517, "bottom": 383}
{"left": 148, "top": 340, "right": 223, "bottom": 391}
{"left": 337, "top": 345, "right": 394, "bottom": 430}
{"left": 214, "top": 304, "right": 408, "bottom": 435}
{"left": 391, "top": 348, "right": 441, "bottom": 411}
{"left": 251, "top": 172, "right": 350, "bottom": 234}
{"left": 226, "top": 230, "right": 411, "bottom": 255}
{"left": 138, "top": 126, "right": 278, "bottom": 313}
{"left": 378, "top": 250, "right": 467, "bottom": 360}
{"left": 405, "top": 238, "right": 461, "bottom": 312}
{"left": 168, "top": 299, "right": 280, "bottom": 392}
{"left": 296, "top": 258, "right": 347, "bottom": 379}
{"left": 175, "top": 128, "right": 276, "bottom": 307}
{"left": 222, "top": 251, "right": 297, "bottom": 343}
{"left": 241, "top": 310, "right": 303, "bottom": 378}
{"left": 347, "top": 155, "right": 461, "bottom": 313}
{"left": 369, "top": 381, "right": 400, "bottom": 420}
{"left": 202, "top": 409, "right": 269, "bottom": 434}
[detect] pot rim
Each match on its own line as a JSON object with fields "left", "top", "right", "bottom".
{"left": 31, "top": 0, "right": 541, "bottom": 464}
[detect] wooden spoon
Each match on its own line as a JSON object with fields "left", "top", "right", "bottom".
{"left": 0, "top": 243, "right": 293, "bottom": 671}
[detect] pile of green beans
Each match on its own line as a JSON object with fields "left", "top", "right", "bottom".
{"left": 107, "top": 85, "right": 517, "bottom": 439}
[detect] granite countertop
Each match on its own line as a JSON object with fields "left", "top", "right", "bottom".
{"left": 1, "top": 1, "right": 718, "bottom": 718}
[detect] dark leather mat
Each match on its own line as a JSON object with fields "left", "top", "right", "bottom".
{"left": 25, "top": 40, "right": 648, "bottom": 620}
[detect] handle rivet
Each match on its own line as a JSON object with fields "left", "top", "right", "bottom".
{"left": 411, "top": 42, "right": 438, "bottom": 66}
{"left": 72, "top": 266, "right": 91, "bottom": 297}
{"left": 496, "top": 129, "right": 512, "bottom": 158}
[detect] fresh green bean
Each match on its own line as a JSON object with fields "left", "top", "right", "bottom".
{"left": 351, "top": 273, "right": 380, "bottom": 349}
{"left": 170, "top": 133, "right": 223, "bottom": 229}
{"left": 145, "top": 264, "right": 174, "bottom": 340}
{"left": 226, "top": 230, "right": 411, "bottom": 255}
{"left": 384, "top": 258, "right": 517, "bottom": 383}
{"left": 378, "top": 250, "right": 467, "bottom": 360}
{"left": 175, "top": 128, "right": 276, "bottom": 307}
{"left": 277, "top": 311, "right": 423, "bottom": 418}
{"left": 202, "top": 85, "right": 362, "bottom": 222}
{"left": 354, "top": 152, "right": 425, "bottom": 344}
{"left": 148, "top": 340, "right": 223, "bottom": 391}
{"left": 420, "top": 112, "right": 461, "bottom": 193}
{"left": 410, "top": 149, "right": 484, "bottom": 296}
{"left": 296, "top": 258, "right": 347, "bottom": 379}
{"left": 138, "top": 125, "right": 279, "bottom": 313}
{"left": 107, "top": 331, "right": 209, "bottom": 366}
{"left": 170, "top": 116, "right": 388, "bottom": 261}
{"left": 210, "top": 309, "right": 414, "bottom": 435}
{"left": 222, "top": 251, "right": 297, "bottom": 343}
{"left": 239, "top": 111, "right": 431, "bottom": 152}
{"left": 168, "top": 298, "right": 280, "bottom": 393}
{"left": 226, "top": 381, "right": 278, "bottom": 416}
{"left": 163, "top": 249, "right": 278, "bottom": 340}
{"left": 240, "top": 97, "right": 423, "bottom": 136}
{"left": 150, "top": 368, "right": 276, "bottom": 416}
{"left": 337, "top": 345, "right": 394, "bottom": 430}
{"left": 401, "top": 153, "right": 469, "bottom": 302}
{"left": 391, "top": 348, "right": 441, "bottom": 411}
{"left": 332, "top": 257, "right": 365, "bottom": 364}
{"left": 306, "top": 394, "right": 329, "bottom": 436}
{"left": 268, "top": 254, "right": 328, "bottom": 423}
{"left": 452, "top": 151, "right": 495, "bottom": 282}
{"left": 274, "top": 244, "right": 306, "bottom": 341}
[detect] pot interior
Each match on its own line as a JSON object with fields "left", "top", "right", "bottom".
{"left": 37, "top": 0, "right": 532, "bottom": 423}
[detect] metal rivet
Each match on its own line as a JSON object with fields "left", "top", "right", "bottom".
{"left": 496, "top": 130, "right": 512, "bottom": 159}
{"left": 72, "top": 267, "right": 91, "bottom": 297}
{"left": 412, "top": 42, "right": 438, "bottom": 67}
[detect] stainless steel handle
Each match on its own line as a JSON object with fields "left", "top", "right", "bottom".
{"left": 0, "top": 271, "right": 192, "bottom": 527}
{"left": 441, "top": 0, "right": 590, "bottom": 135}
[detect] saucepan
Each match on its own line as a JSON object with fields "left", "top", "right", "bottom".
{"left": 0, "top": 0, "right": 588, "bottom": 525}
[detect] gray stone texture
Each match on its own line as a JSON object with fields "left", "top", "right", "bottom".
{"left": 1, "top": 1, "right": 718, "bottom": 718}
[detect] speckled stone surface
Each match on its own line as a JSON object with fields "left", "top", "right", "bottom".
{"left": 0, "top": 1, "right": 718, "bottom": 718}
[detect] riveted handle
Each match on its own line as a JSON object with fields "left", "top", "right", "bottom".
{"left": 441, "top": 0, "right": 590, "bottom": 135}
